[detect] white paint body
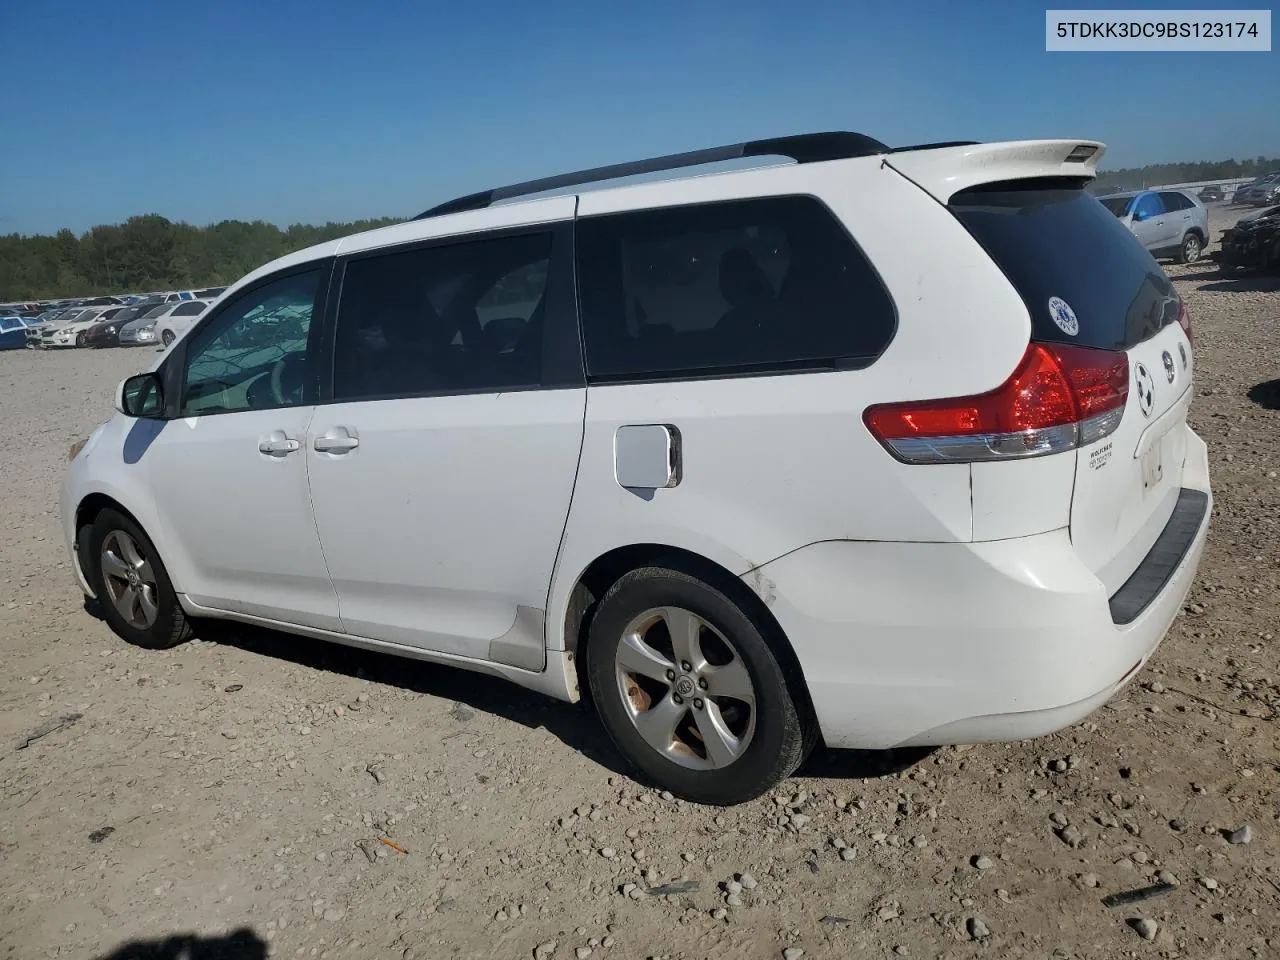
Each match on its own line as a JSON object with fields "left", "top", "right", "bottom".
{"left": 61, "top": 139, "right": 1212, "bottom": 751}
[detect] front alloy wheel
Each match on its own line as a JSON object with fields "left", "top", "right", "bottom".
{"left": 99, "top": 530, "right": 160, "bottom": 629}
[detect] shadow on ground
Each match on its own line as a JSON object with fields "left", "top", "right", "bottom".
{"left": 1196, "top": 275, "right": 1280, "bottom": 293}
{"left": 93, "top": 927, "right": 265, "bottom": 960}
{"left": 1248, "top": 379, "right": 1280, "bottom": 411}
{"left": 159, "top": 612, "right": 930, "bottom": 788}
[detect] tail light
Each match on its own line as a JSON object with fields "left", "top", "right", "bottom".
{"left": 864, "top": 342, "right": 1129, "bottom": 464}
{"left": 1177, "top": 299, "right": 1192, "bottom": 345}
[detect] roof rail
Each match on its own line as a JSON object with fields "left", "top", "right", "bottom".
{"left": 412, "top": 131, "right": 889, "bottom": 220}
{"left": 889, "top": 140, "right": 982, "bottom": 153}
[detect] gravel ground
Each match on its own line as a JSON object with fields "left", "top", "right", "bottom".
{"left": 2, "top": 211, "right": 1279, "bottom": 960}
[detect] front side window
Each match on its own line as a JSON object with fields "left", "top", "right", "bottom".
{"left": 1132, "top": 193, "right": 1164, "bottom": 220}
{"left": 181, "top": 269, "right": 322, "bottom": 416}
{"left": 332, "top": 232, "right": 552, "bottom": 401}
{"left": 576, "top": 195, "right": 896, "bottom": 380}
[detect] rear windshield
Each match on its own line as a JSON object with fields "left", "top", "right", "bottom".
{"left": 949, "top": 181, "right": 1177, "bottom": 351}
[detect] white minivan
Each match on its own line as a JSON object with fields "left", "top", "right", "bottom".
{"left": 62, "top": 133, "right": 1211, "bottom": 804}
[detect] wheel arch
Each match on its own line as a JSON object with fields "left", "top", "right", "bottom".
{"left": 559, "top": 543, "right": 819, "bottom": 737}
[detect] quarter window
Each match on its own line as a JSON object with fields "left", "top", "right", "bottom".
{"left": 181, "top": 269, "right": 323, "bottom": 416}
{"left": 575, "top": 196, "right": 895, "bottom": 380}
{"left": 332, "top": 232, "right": 553, "bottom": 401}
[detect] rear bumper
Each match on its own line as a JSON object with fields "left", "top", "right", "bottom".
{"left": 748, "top": 425, "right": 1212, "bottom": 750}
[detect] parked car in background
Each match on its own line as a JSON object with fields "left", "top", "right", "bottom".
{"left": 0, "top": 316, "right": 33, "bottom": 350}
{"left": 62, "top": 133, "right": 1211, "bottom": 804}
{"left": 1233, "top": 173, "right": 1280, "bottom": 206}
{"left": 27, "top": 307, "right": 87, "bottom": 347}
{"left": 1096, "top": 189, "right": 1209, "bottom": 262}
{"left": 155, "top": 299, "right": 210, "bottom": 346}
{"left": 83, "top": 304, "right": 154, "bottom": 348}
{"left": 1197, "top": 185, "right": 1224, "bottom": 202}
{"left": 42, "top": 306, "right": 125, "bottom": 348}
{"left": 118, "top": 303, "right": 177, "bottom": 346}
{"left": 1219, "top": 204, "right": 1280, "bottom": 275}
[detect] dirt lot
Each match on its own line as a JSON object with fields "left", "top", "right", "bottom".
{"left": 3, "top": 215, "right": 1279, "bottom": 960}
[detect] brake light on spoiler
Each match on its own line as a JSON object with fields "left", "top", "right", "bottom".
{"left": 864, "top": 343, "right": 1129, "bottom": 464}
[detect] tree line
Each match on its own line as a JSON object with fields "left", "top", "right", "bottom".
{"left": 1089, "top": 155, "right": 1280, "bottom": 194}
{"left": 0, "top": 214, "right": 401, "bottom": 301}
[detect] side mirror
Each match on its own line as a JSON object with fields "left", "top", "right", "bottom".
{"left": 1131, "top": 208, "right": 1147, "bottom": 222}
{"left": 115, "top": 372, "right": 165, "bottom": 418}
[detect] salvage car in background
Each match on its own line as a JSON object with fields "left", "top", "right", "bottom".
{"left": 117, "top": 303, "right": 178, "bottom": 346}
{"left": 1219, "top": 204, "right": 1280, "bottom": 275}
{"left": 83, "top": 304, "right": 155, "bottom": 348}
{"left": 1097, "top": 189, "right": 1209, "bottom": 263}
{"left": 0, "top": 315, "right": 34, "bottom": 350}
{"left": 42, "top": 306, "right": 126, "bottom": 348}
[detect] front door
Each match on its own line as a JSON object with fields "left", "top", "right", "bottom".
{"left": 144, "top": 266, "right": 342, "bottom": 631}
{"left": 306, "top": 215, "right": 585, "bottom": 667}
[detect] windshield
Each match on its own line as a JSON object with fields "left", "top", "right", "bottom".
{"left": 140, "top": 305, "right": 171, "bottom": 320}
{"left": 1099, "top": 196, "right": 1133, "bottom": 217}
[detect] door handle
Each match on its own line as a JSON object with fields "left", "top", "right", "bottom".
{"left": 314, "top": 427, "right": 359, "bottom": 453}
{"left": 258, "top": 431, "right": 300, "bottom": 456}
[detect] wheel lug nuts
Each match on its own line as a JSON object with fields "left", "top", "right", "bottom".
{"left": 693, "top": 698, "right": 704, "bottom": 710}
{"left": 698, "top": 678, "right": 708, "bottom": 690}
{"left": 672, "top": 694, "right": 684, "bottom": 705}
{"left": 665, "top": 669, "right": 676, "bottom": 681}
{"left": 681, "top": 661, "right": 692, "bottom": 672}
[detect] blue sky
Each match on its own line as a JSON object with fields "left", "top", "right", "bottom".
{"left": 1, "top": 0, "right": 1275, "bottom": 236}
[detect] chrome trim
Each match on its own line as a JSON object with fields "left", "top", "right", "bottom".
{"left": 884, "top": 423, "right": 1078, "bottom": 464}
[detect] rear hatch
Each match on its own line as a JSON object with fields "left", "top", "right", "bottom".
{"left": 946, "top": 179, "right": 1193, "bottom": 593}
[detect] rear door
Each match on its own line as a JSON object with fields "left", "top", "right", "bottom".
{"left": 1129, "top": 193, "right": 1173, "bottom": 252}
{"left": 949, "top": 181, "right": 1193, "bottom": 593}
{"left": 305, "top": 214, "right": 585, "bottom": 668}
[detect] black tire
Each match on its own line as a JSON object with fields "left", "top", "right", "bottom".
{"left": 86, "top": 508, "right": 192, "bottom": 650}
{"left": 585, "top": 563, "right": 813, "bottom": 805}
{"left": 1179, "top": 232, "right": 1203, "bottom": 264}
{"left": 162, "top": 329, "right": 174, "bottom": 347}
{"left": 76, "top": 332, "right": 87, "bottom": 347}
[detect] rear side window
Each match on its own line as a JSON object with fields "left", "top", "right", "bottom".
{"left": 950, "top": 182, "right": 1178, "bottom": 351}
{"left": 332, "top": 232, "right": 553, "bottom": 401}
{"left": 576, "top": 196, "right": 895, "bottom": 380}
{"left": 1159, "top": 191, "right": 1193, "bottom": 212}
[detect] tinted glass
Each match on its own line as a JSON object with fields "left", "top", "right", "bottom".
{"left": 1099, "top": 196, "right": 1132, "bottom": 217}
{"left": 333, "top": 232, "right": 552, "bottom": 401}
{"left": 950, "top": 182, "right": 1178, "bottom": 351}
{"left": 173, "top": 301, "right": 207, "bottom": 316}
{"left": 1159, "top": 192, "right": 1191, "bottom": 212}
{"left": 140, "top": 305, "right": 170, "bottom": 320}
{"left": 182, "top": 270, "right": 322, "bottom": 415}
{"left": 576, "top": 196, "right": 895, "bottom": 380}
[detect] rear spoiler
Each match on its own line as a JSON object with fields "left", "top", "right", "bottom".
{"left": 885, "top": 140, "right": 1105, "bottom": 204}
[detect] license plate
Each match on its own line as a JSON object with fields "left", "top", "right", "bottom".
{"left": 1141, "top": 443, "right": 1164, "bottom": 490}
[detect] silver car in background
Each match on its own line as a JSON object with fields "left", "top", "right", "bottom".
{"left": 118, "top": 303, "right": 179, "bottom": 346}
{"left": 1097, "top": 189, "right": 1209, "bottom": 263}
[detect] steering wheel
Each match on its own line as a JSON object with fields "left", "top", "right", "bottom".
{"left": 269, "top": 353, "right": 304, "bottom": 406}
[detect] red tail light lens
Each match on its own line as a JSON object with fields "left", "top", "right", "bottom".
{"left": 864, "top": 343, "right": 1129, "bottom": 464}
{"left": 1177, "top": 300, "right": 1192, "bottom": 345}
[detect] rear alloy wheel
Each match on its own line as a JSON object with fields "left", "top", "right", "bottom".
{"left": 1179, "top": 233, "right": 1202, "bottom": 264}
{"left": 161, "top": 329, "right": 175, "bottom": 347}
{"left": 87, "top": 508, "right": 192, "bottom": 650}
{"left": 586, "top": 565, "right": 812, "bottom": 805}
